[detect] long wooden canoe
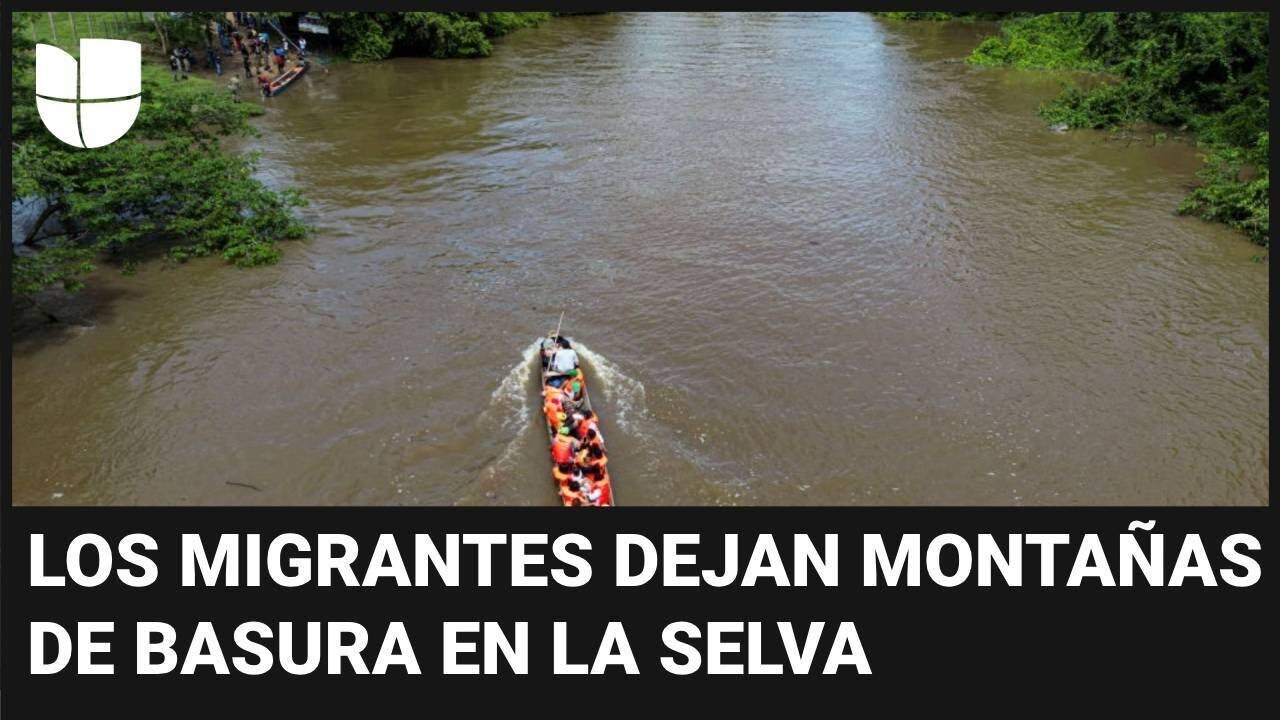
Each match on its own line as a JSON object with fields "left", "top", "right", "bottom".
{"left": 265, "top": 60, "right": 308, "bottom": 97}
{"left": 538, "top": 336, "right": 614, "bottom": 507}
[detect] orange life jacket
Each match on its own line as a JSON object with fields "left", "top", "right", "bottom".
{"left": 559, "top": 485, "right": 585, "bottom": 506}
{"left": 551, "top": 465, "right": 573, "bottom": 485}
{"left": 577, "top": 419, "right": 602, "bottom": 445}
{"left": 544, "top": 390, "right": 568, "bottom": 427}
{"left": 550, "top": 434, "right": 577, "bottom": 465}
{"left": 591, "top": 475, "right": 612, "bottom": 506}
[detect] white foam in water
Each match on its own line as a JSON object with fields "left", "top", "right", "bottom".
{"left": 487, "top": 338, "right": 544, "bottom": 430}
{"left": 573, "top": 340, "right": 647, "bottom": 432}
{"left": 477, "top": 336, "right": 720, "bottom": 501}
{"left": 576, "top": 340, "right": 726, "bottom": 481}
{"left": 477, "top": 339, "right": 543, "bottom": 477}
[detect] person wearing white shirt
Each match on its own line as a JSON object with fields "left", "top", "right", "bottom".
{"left": 550, "top": 338, "right": 579, "bottom": 374}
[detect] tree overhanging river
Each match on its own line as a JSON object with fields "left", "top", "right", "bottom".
{"left": 10, "top": 13, "right": 1269, "bottom": 506}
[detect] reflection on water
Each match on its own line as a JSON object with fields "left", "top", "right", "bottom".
{"left": 12, "top": 13, "right": 1268, "bottom": 505}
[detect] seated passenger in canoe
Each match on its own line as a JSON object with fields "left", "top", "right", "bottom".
{"left": 583, "top": 464, "right": 609, "bottom": 489}
{"left": 552, "top": 462, "right": 575, "bottom": 487}
{"left": 582, "top": 479, "right": 605, "bottom": 505}
{"left": 559, "top": 371, "right": 586, "bottom": 406}
{"left": 574, "top": 409, "right": 603, "bottom": 446}
{"left": 580, "top": 426, "right": 603, "bottom": 452}
{"left": 546, "top": 337, "right": 580, "bottom": 378}
{"left": 584, "top": 466, "right": 612, "bottom": 505}
{"left": 550, "top": 426, "right": 579, "bottom": 465}
{"left": 560, "top": 479, "right": 588, "bottom": 506}
{"left": 544, "top": 387, "right": 568, "bottom": 430}
{"left": 580, "top": 443, "right": 608, "bottom": 471}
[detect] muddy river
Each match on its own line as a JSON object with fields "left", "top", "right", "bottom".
{"left": 11, "top": 13, "right": 1268, "bottom": 505}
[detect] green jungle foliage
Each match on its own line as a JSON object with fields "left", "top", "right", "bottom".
{"left": 874, "top": 12, "right": 1015, "bottom": 21}
{"left": 322, "top": 12, "right": 552, "bottom": 63}
{"left": 10, "top": 16, "right": 307, "bottom": 300}
{"left": 908, "top": 12, "right": 1269, "bottom": 247}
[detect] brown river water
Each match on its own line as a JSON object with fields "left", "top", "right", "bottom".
{"left": 11, "top": 13, "right": 1269, "bottom": 506}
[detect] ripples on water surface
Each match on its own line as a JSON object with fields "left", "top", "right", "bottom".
{"left": 12, "top": 13, "right": 1268, "bottom": 505}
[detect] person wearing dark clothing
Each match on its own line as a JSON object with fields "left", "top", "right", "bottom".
{"left": 242, "top": 49, "right": 252, "bottom": 78}
{"left": 170, "top": 49, "right": 188, "bottom": 80}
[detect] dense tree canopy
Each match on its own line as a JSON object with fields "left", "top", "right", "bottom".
{"left": 10, "top": 16, "right": 306, "bottom": 300}
{"left": 973, "top": 13, "right": 1269, "bottom": 246}
{"left": 883, "top": 12, "right": 1269, "bottom": 247}
{"left": 321, "top": 12, "right": 552, "bottom": 62}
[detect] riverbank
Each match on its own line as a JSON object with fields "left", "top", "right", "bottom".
{"left": 876, "top": 12, "right": 1269, "bottom": 248}
{"left": 10, "top": 12, "right": 576, "bottom": 320}
{"left": 10, "top": 11, "right": 309, "bottom": 324}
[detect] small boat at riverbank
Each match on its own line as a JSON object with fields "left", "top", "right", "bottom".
{"left": 538, "top": 335, "right": 614, "bottom": 507}
{"left": 264, "top": 60, "right": 308, "bottom": 97}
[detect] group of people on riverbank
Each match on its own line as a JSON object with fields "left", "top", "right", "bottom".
{"left": 167, "top": 45, "right": 194, "bottom": 80}
{"left": 541, "top": 337, "right": 613, "bottom": 507}
{"left": 207, "top": 13, "right": 307, "bottom": 100}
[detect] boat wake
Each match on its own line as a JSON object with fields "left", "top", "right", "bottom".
{"left": 471, "top": 336, "right": 720, "bottom": 504}
{"left": 574, "top": 341, "right": 647, "bottom": 432}
{"left": 487, "top": 339, "right": 543, "bottom": 431}
{"left": 477, "top": 338, "right": 652, "bottom": 479}
{"left": 576, "top": 340, "right": 730, "bottom": 493}
{"left": 477, "top": 339, "right": 543, "bottom": 476}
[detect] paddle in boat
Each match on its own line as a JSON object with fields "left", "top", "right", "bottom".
{"left": 538, "top": 324, "right": 614, "bottom": 507}
{"left": 265, "top": 60, "right": 308, "bottom": 97}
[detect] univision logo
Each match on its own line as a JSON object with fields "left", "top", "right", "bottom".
{"left": 36, "top": 39, "right": 142, "bottom": 148}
